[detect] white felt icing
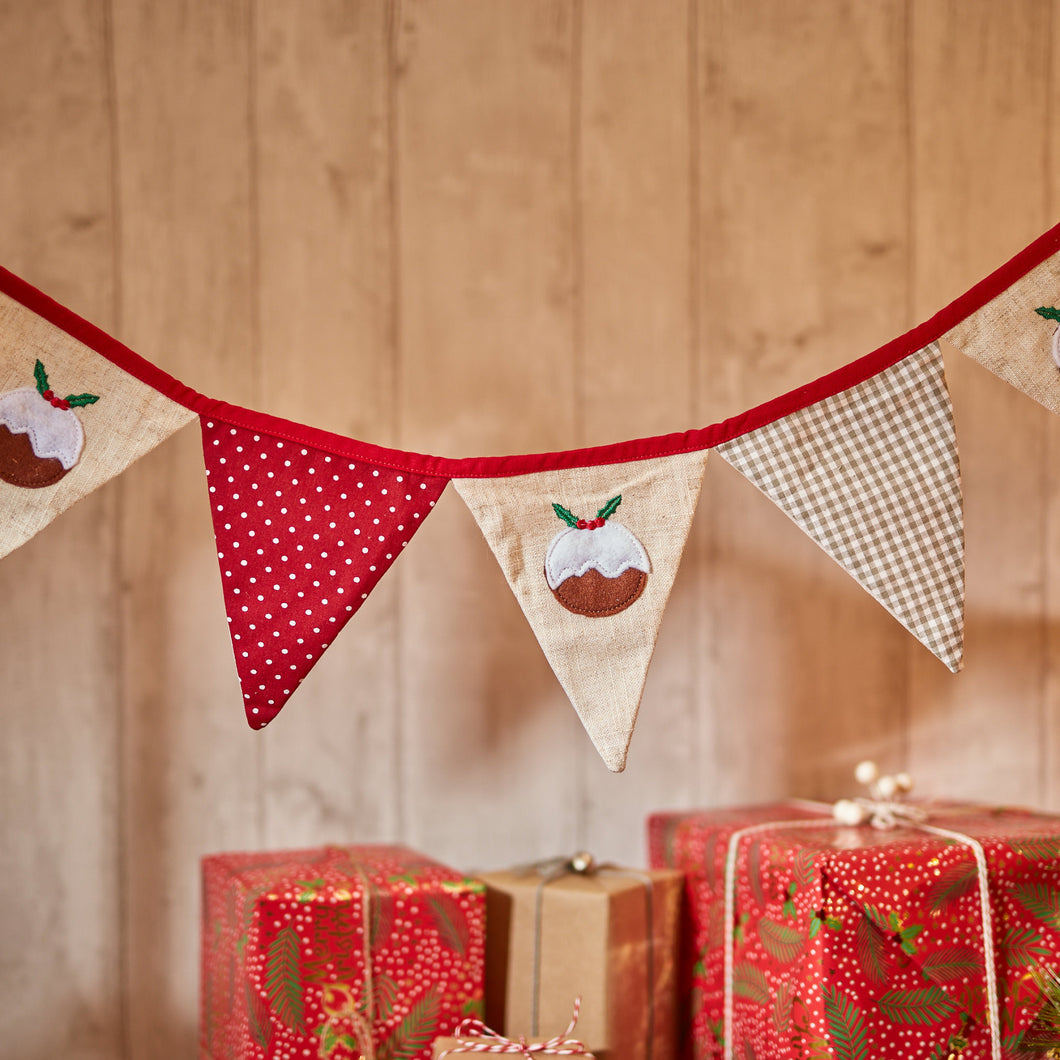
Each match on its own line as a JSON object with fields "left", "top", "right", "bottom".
{"left": 545, "top": 520, "right": 650, "bottom": 590}
{"left": 0, "top": 387, "right": 84, "bottom": 469}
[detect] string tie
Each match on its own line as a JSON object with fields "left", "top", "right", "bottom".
{"left": 436, "top": 998, "right": 593, "bottom": 1058}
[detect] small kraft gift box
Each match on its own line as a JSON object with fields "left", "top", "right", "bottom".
{"left": 476, "top": 854, "right": 684, "bottom": 1060}
{"left": 200, "top": 844, "right": 486, "bottom": 1060}
{"left": 648, "top": 767, "right": 1060, "bottom": 1060}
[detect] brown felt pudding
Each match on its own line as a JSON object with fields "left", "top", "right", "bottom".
{"left": 0, "top": 424, "right": 70, "bottom": 487}
{"left": 545, "top": 496, "right": 651, "bottom": 619}
{"left": 0, "top": 367, "right": 100, "bottom": 490}
{"left": 551, "top": 566, "right": 647, "bottom": 617}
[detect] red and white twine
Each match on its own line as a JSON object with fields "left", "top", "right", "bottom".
{"left": 436, "top": 998, "right": 593, "bottom": 1058}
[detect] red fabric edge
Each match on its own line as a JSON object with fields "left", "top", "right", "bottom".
{"left": 0, "top": 265, "right": 205, "bottom": 409}
{"left": 4, "top": 217, "right": 1060, "bottom": 478}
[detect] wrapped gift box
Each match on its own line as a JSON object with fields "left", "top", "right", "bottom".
{"left": 201, "top": 845, "right": 486, "bottom": 1060}
{"left": 648, "top": 802, "right": 1060, "bottom": 1060}
{"left": 481, "top": 861, "right": 683, "bottom": 1060}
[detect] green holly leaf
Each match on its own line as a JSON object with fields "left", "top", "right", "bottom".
{"left": 783, "top": 898, "right": 798, "bottom": 919}
{"left": 387, "top": 872, "right": 419, "bottom": 887}
{"left": 552, "top": 502, "right": 579, "bottom": 527}
{"left": 825, "top": 916, "right": 842, "bottom": 930}
{"left": 734, "top": 911, "right": 750, "bottom": 946}
{"left": 1036, "top": 306, "right": 1060, "bottom": 321}
{"left": 823, "top": 984, "right": 870, "bottom": 1060}
{"left": 294, "top": 877, "right": 324, "bottom": 902}
{"left": 462, "top": 997, "right": 484, "bottom": 1019}
{"left": 264, "top": 924, "right": 305, "bottom": 1032}
{"left": 33, "top": 359, "right": 48, "bottom": 395}
{"left": 596, "top": 495, "right": 622, "bottom": 520}
{"left": 64, "top": 392, "right": 99, "bottom": 407}
{"left": 897, "top": 923, "right": 923, "bottom": 957}
{"left": 809, "top": 915, "right": 822, "bottom": 939}
{"left": 877, "top": 985, "right": 958, "bottom": 1025}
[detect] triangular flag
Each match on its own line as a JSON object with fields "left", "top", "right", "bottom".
{"left": 944, "top": 242, "right": 1060, "bottom": 414}
{"left": 717, "top": 342, "right": 964, "bottom": 671}
{"left": 201, "top": 416, "right": 449, "bottom": 727}
{"left": 0, "top": 290, "right": 195, "bottom": 558}
{"left": 453, "top": 451, "right": 708, "bottom": 772}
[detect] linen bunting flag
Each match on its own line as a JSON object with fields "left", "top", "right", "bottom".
{"left": 201, "top": 415, "right": 449, "bottom": 728}
{"left": 453, "top": 451, "right": 709, "bottom": 772}
{"left": 716, "top": 341, "right": 965, "bottom": 671}
{"left": 944, "top": 240, "right": 1060, "bottom": 414}
{"left": 0, "top": 289, "right": 195, "bottom": 559}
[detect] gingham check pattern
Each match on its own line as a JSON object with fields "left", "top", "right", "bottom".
{"left": 717, "top": 342, "right": 964, "bottom": 671}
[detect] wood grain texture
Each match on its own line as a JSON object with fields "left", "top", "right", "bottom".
{"left": 0, "top": 3, "right": 121, "bottom": 1057}
{"left": 2, "top": 3, "right": 1060, "bottom": 1056}
{"left": 395, "top": 0, "right": 583, "bottom": 867}
{"left": 695, "top": 0, "right": 911, "bottom": 805}
{"left": 253, "top": 1, "right": 401, "bottom": 848}
{"left": 908, "top": 0, "right": 1051, "bottom": 804}
{"left": 110, "top": 1, "right": 259, "bottom": 1055}
{"left": 576, "top": 0, "right": 699, "bottom": 848}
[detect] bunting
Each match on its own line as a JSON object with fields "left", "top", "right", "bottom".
{"left": 2, "top": 218, "right": 1060, "bottom": 767}
{"left": 201, "top": 415, "right": 449, "bottom": 727}
{"left": 716, "top": 342, "right": 964, "bottom": 671}
{"left": 0, "top": 290, "right": 194, "bottom": 559}
{"left": 453, "top": 452, "right": 708, "bottom": 772}
{"left": 944, "top": 240, "right": 1060, "bottom": 414}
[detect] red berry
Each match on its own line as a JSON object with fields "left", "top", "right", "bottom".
{"left": 576, "top": 519, "right": 588, "bottom": 529}
{"left": 42, "top": 389, "right": 53, "bottom": 400}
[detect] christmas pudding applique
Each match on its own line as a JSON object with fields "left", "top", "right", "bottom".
{"left": 1035, "top": 304, "right": 1060, "bottom": 368}
{"left": 546, "top": 494, "right": 650, "bottom": 617}
{"left": 0, "top": 359, "right": 99, "bottom": 488}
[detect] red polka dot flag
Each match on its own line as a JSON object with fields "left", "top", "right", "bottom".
{"left": 201, "top": 416, "right": 448, "bottom": 728}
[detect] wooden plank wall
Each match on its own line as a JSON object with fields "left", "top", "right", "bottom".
{"left": 0, "top": 1, "right": 1056, "bottom": 1055}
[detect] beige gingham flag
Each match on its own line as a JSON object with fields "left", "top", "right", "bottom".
{"left": 945, "top": 244, "right": 1060, "bottom": 415}
{"left": 0, "top": 290, "right": 195, "bottom": 559}
{"left": 454, "top": 450, "right": 709, "bottom": 772}
{"left": 716, "top": 342, "right": 964, "bottom": 671}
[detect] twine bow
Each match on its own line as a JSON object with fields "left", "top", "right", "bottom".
{"left": 831, "top": 760, "right": 927, "bottom": 830}
{"left": 437, "top": 998, "right": 593, "bottom": 1058}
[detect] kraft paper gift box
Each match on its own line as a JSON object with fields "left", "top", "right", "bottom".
{"left": 648, "top": 801, "right": 1060, "bottom": 1060}
{"left": 200, "top": 844, "right": 486, "bottom": 1060}
{"left": 479, "top": 861, "right": 683, "bottom": 1060}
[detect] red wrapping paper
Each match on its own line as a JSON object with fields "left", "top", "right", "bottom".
{"left": 648, "top": 802, "right": 1060, "bottom": 1060}
{"left": 200, "top": 845, "right": 486, "bottom": 1060}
